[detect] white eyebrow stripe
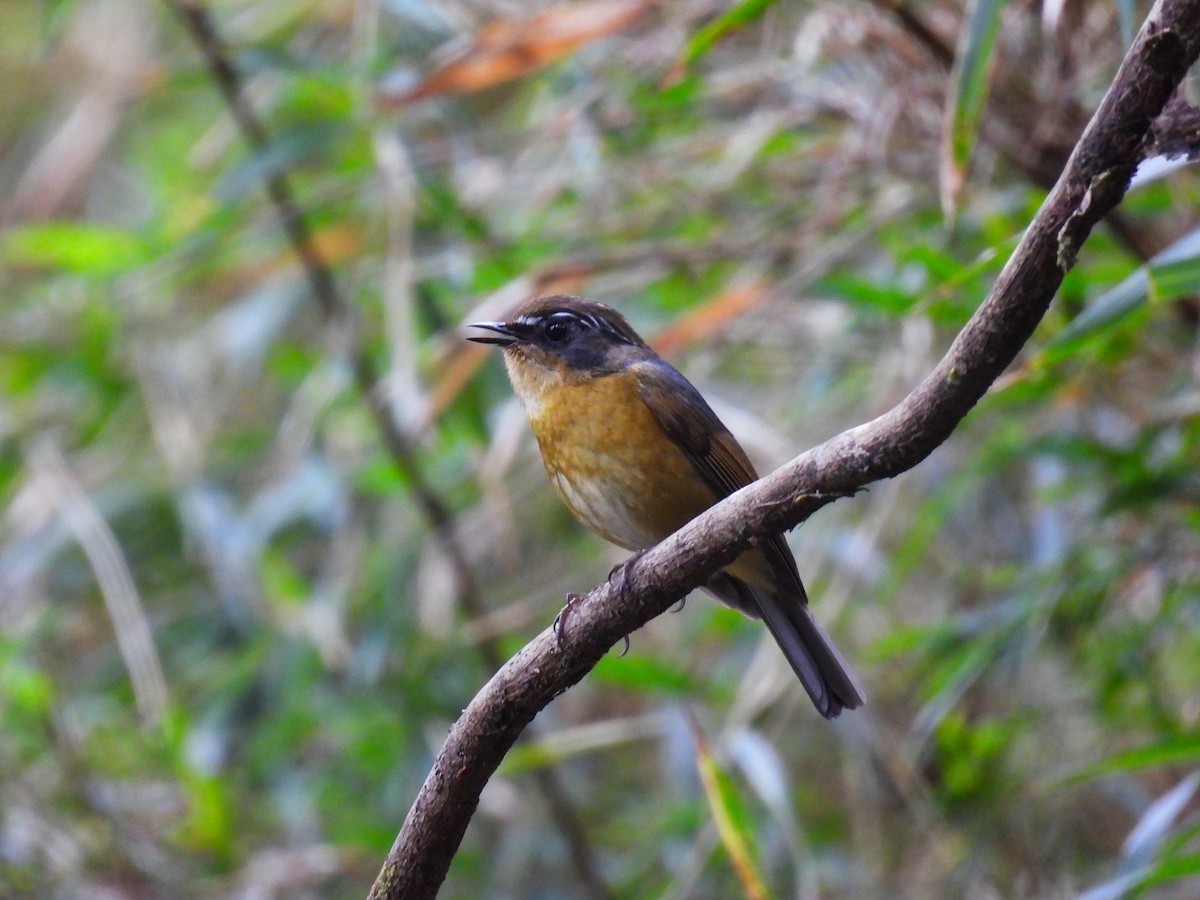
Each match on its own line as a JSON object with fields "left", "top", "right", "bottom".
{"left": 521, "top": 310, "right": 598, "bottom": 330}
{"left": 514, "top": 309, "right": 638, "bottom": 346}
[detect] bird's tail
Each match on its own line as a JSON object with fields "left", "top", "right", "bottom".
{"left": 707, "top": 575, "right": 865, "bottom": 719}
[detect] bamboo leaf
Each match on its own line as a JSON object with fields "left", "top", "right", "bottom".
{"left": 940, "top": 0, "right": 1006, "bottom": 222}
{"left": 690, "top": 716, "right": 769, "bottom": 900}
{"left": 1050, "top": 225, "right": 1200, "bottom": 351}
{"left": 1061, "top": 734, "right": 1200, "bottom": 784}
{"left": 669, "top": 0, "right": 780, "bottom": 79}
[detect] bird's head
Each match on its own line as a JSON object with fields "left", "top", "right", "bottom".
{"left": 468, "top": 295, "right": 650, "bottom": 392}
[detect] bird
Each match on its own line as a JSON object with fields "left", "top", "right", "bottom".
{"left": 468, "top": 294, "right": 864, "bottom": 719}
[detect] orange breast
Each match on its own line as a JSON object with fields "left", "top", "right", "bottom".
{"left": 526, "top": 372, "right": 717, "bottom": 550}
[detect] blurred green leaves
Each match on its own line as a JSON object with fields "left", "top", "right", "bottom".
{"left": 1, "top": 0, "right": 1199, "bottom": 897}
{"left": 3, "top": 222, "right": 151, "bottom": 275}
{"left": 592, "top": 650, "right": 696, "bottom": 694}
{"left": 1067, "top": 735, "right": 1200, "bottom": 783}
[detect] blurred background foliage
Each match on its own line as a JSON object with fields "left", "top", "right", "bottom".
{"left": 1, "top": 0, "right": 1199, "bottom": 896}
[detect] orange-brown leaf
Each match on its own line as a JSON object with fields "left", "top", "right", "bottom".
{"left": 650, "top": 279, "right": 769, "bottom": 357}
{"left": 383, "top": 0, "right": 652, "bottom": 105}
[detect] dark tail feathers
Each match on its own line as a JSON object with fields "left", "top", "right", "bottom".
{"left": 708, "top": 575, "right": 865, "bottom": 719}
{"left": 754, "top": 588, "right": 864, "bottom": 718}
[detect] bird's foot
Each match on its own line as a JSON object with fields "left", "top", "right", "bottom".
{"left": 608, "top": 548, "right": 649, "bottom": 596}
{"left": 553, "top": 592, "right": 632, "bottom": 656}
{"left": 553, "top": 593, "right": 586, "bottom": 649}
{"left": 555, "top": 551, "right": 647, "bottom": 653}
{"left": 612, "top": 549, "right": 684, "bottom": 612}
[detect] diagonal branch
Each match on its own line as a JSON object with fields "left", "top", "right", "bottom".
{"left": 368, "top": 1, "right": 1200, "bottom": 897}
{"left": 165, "top": 3, "right": 612, "bottom": 897}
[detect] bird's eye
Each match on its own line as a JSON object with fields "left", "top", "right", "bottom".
{"left": 543, "top": 316, "right": 574, "bottom": 343}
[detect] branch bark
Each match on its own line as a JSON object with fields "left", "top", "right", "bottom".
{"left": 369, "top": 1, "right": 1200, "bottom": 896}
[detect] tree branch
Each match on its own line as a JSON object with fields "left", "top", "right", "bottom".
{"left": 1150, "top": 93, "right": 1200, "bottom": 159}
{"left": 368, "top": 1, "right": 1200, "bottom": 897}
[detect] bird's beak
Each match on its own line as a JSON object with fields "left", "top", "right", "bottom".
{"left": 467, "top": 321, "right": 522, "bottom": 346}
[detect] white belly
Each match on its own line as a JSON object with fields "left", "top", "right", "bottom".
{"left": 550, "top": 468, "right": 656, "bottom": 550}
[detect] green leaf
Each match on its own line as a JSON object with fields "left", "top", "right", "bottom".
{"left": 1049, "top": 225, "right": 1200, "bottom": 351}
{"left": 3, "top": 221, "right": 148, "bottom": 275}
{"left": 1053, "top": 268, "right": 1148, "bottom": 346}
{"left": 940, "top": 0, "right": 1006, "bottom": 221}
{"left": 1147, "top": 249, "right": 1200, "bottom": 303}
{"left": 1062, "top": 734, "right": 1200, "bottom": 784}
{"left": 591, "top": 651, "right": 695, "bottom": 694}
{"left": 820, "top": 271, "right": 917, "bottom": 314}
{"left": 179, "top": 771, "right": 234, "bottom": 861}
{"left": 678, "top": 0, "right": 779, "bottom": 68}
{"left": 0, "top": 655, "right": 54, "bottom": 714}
{"left": 1133, "top": 851, "right": 1200, "bottom": 892}
{"left": 691, "top": 719, "right": 768, "bottom": 900}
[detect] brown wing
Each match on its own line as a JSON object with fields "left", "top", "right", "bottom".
{"left": 632, "top": 359, "right": 805, "bottom": 592}
{"left": 634, "top": 359, "right": 865, "bottom": 718}
{"left": 632, "top": 360, "right": 757, "bottom": 496}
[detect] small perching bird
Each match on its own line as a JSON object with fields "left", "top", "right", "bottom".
{"left": 469, "top": 295, "right": 864, "bottom": 719}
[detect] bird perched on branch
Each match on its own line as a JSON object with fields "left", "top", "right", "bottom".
{"left": 469, "top": 295, "right": 863, "bottom": 719}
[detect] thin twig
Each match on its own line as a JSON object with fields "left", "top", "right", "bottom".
{"left": 875, "top": 0, "right": 955, "bottom": 67}
{"left": 29, "top": 439, "right": 168, "bottom": 728}
{"left": 368, "top": 1, "right": 1200, "bottom": 896}
{"left": 165, "top": 3, "right": 611, "bottom": 896}
{"left": 168, "top": 2, "right": 474, "bottom": 607}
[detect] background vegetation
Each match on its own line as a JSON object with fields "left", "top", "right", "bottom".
{"left": 1, "top": 0, "right": 1198, "bottom": 897}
